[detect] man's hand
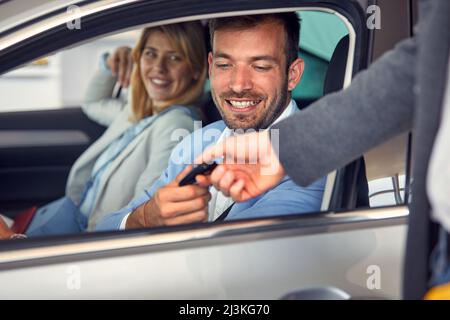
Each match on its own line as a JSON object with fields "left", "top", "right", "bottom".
{"left": 126, "top": 165, "right": 211, "bottom": 229}
{"left": 195, "top": 131, "right": 285, "bottom": 202}
{"left": 106, "top": 46, "right": 133, "bottom": 88}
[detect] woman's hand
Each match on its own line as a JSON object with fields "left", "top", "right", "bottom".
{"left": 107, "top": 46, "right": 134, "bottom": 88}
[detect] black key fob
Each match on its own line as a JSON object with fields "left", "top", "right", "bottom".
{"left": 178, "top": 162, "right": 218, "bottom": 186}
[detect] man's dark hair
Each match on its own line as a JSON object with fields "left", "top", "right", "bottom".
{"left": 208, "top": 13, "right": 300, "bottom": 68}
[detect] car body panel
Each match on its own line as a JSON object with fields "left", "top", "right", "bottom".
{"left": 0, "top": 0, "right": 85, "bottom": 35}
{"left": 0, "top": 0, "right": 411, "bottom": 299}
{"left": 0, "top": 206, "right": 407, "bottom": 299}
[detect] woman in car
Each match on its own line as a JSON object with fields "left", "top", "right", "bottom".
{"left": 0, "top": 21, "right": 207, "bottom": 239}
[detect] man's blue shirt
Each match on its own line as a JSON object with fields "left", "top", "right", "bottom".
{"left": 95, "top": 117, "right": 326, "bottom": 231}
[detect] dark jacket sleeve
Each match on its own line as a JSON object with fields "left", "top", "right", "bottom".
{"left": 273, "top": 36, "right": 417, "bottom": 186}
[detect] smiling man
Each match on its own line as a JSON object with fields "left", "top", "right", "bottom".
{"left": 96, "top": 13, "right": 326, "bottom": 230}
{"left": 209, "top": 16, "right": 296, "bottom": 130}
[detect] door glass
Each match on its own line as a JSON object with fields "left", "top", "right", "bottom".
{"left": 0, "top": 30, "right": 139, "bottom": 113}
{"left": 0, "top": 10, "right": 356, "bottom": 243}
{"left": 292, "top": 11, "right": 348, "bottom": 103}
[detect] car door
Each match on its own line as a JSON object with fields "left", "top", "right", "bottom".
{"left": 0, "top": 0, "right": 412, "bottom": 299}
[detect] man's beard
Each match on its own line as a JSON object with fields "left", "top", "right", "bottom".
{"left": 211, "top": 80, "right": 289, "bottom": 130}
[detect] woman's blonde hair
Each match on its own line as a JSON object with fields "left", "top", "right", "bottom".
{"left": 130, "top": 21, "right": 207, "bottom": 121}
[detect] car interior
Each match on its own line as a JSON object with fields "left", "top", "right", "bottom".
{"left": 0, "top": 7, "right": 403, "bottom": 241}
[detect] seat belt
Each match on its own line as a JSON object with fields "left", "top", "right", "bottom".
{"left": 215, "top": 203, "right": 235, "bottom": 221}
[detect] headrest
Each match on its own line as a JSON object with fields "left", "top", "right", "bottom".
{"left": 323, "top": 35, "right": 349, "bottom": 95}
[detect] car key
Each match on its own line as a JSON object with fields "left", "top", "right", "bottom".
{"left": 178, "top": 162, "right": 218, "bottom": 186}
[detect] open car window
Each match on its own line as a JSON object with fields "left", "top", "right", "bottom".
{"left": 0, "top": 8, "right": 359, "bottom": 239}
{"left": 0, "top": 1, "right": 406, "bottom": 260}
